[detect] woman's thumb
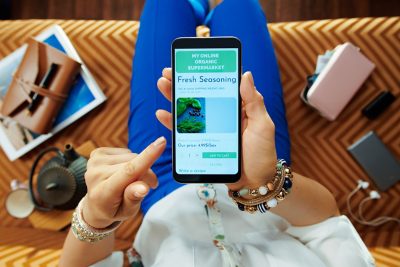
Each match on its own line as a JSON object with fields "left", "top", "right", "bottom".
{"left": 240, "top": 72, "right": 268, "bottom": 120}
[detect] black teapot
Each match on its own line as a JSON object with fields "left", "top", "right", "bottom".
{"left": 28, "top": 144, "right": 87, "bottom": 211}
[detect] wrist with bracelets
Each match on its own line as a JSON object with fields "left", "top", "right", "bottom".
{"left": 228, "top": 159, "right": 293, "bottom": 213}
{"left": 71, "top": 197, "right": 121, "bottom": 243}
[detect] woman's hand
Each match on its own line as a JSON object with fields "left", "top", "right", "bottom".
{"left": 156, "top": 69, "right": 277, "bottom": 190}
{"left": 82, "top": 137, "right": 166, "bottom": 228}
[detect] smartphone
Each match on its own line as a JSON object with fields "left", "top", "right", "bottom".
{"left": 348, "top": 131, "right": 400, "bottom": 191}
{"left": 172, "top": 37, "right": 242, "bottom": 183}
{"left": 362, "top": 91, "right": 395, "bottom": 119}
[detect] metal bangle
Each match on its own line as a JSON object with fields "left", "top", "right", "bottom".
{"left": 71, "top": 197, "right": 121, "bottom": 243}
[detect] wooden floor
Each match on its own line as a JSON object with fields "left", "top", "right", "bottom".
{"left": 2, "top": 0, "right": 399, "bottom": 21}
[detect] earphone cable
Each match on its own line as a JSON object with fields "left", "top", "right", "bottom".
{"left": 347, "top": 182, "right": 400, "bottom": 226}
{"left": 357, "top": 197, "right": 400, "bottom": 226}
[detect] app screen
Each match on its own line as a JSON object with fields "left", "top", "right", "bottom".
{"left": 174, "top": 48, "right": 239, "bottom": 175}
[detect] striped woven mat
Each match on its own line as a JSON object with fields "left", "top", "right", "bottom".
{"left": 0, "top": 18, "right": 399, "bottom": 266}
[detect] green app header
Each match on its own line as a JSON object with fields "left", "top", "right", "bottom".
{"left": 176, "top": 50, "right": 237, "bottom": 73}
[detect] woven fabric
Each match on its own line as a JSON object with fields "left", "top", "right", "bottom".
{"left": 0, "top": 227, "right": 131, "bottom": 266}
{"left": 0, "top": 18, "right": 399, "bottom": 266}
{"left": 267, "top": 17, "right": 400, "bottom": 248}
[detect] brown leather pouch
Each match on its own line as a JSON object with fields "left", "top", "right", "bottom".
{"left": 1, "top": 38, "right": 80, "bottom": 134}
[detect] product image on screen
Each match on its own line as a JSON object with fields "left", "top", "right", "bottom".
{"left": 174, "top": 48, "right": 239, "bottom": 175}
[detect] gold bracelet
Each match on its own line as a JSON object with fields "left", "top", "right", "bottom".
{"left": 228, "top": 159, "right": 293, "bottom": 213}
{"left": 71, "top": 197, "right": 121, "bottom": 243}
{"left": 228, "top": 174, "right": 284, "bottom": 205}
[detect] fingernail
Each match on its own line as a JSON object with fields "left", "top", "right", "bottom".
{"left": 153, "top": 136, "right": 166, "bottom": 146}
{"left": 246, "top": 71, "right": 254, "bottom": 86}
{"left": 133, "top": 184, "right": 148, "bottom": 198}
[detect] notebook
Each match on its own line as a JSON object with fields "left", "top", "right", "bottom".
{"left": 0, "top": 25, "right": 106, "bottom": 161}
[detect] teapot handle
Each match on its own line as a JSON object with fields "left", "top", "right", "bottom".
{"left": 28, "top": 147, "right": 64, "bottom": 211}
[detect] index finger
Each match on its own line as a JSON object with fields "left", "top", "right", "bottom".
{"left": 105, "top": 136, "right": 167, "bottom": 196}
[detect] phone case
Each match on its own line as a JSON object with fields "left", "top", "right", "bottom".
{"left": 301, "top": 42, "right": 375, "bottom": 121}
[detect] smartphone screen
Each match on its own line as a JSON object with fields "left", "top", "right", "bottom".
{"left": 172, "top": 37, "right": 241, "bottom": 183}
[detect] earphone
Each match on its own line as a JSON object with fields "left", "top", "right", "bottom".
{"left": 346, "top": 179, "right": 400, "bottom": 226}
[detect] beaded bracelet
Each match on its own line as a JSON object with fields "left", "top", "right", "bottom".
{"left": 228, "top": 159, "right": 293, "bottom": 213}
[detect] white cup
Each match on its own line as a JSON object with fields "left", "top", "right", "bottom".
{"left": 5, "top": 180, "right": 34, "bottom": 219}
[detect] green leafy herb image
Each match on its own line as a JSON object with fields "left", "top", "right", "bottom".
{"left": 177, "top": 118, "right": 205, "bottom": 133}
{"left": 177, "top": 98, "right": 202, "bottom": 117}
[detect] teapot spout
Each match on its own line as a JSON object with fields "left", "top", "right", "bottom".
{"left": 64, "top": 144, "right": 79, "bottom": 162}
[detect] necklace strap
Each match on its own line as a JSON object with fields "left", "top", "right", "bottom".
{"left": 198, "top": 184, "right": 243, "bottom": 267}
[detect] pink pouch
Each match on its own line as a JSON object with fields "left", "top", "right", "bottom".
{"left": 301, "top": 43, "right": 375, "bottom": 121}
